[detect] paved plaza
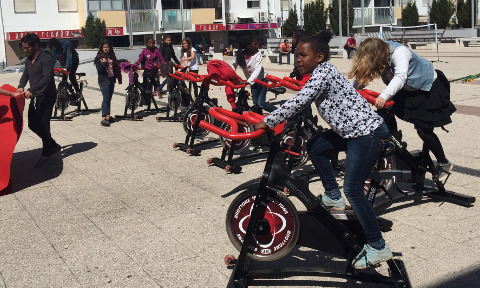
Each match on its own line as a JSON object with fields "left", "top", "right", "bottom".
{"left": 1, "top": 43, "right": 480, "bottom": 287}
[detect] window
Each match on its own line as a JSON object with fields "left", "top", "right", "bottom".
{"left": 247, "top": 0, "right": 260, "bottom": 8}
{"left": 14, "top": 0, "right": 36, "bottom": 13}
{"left": 88, "top": 0, "right": 123, "bottom": 12}
{"left": 58, "top": 0, "right": 77, "bottom": 12}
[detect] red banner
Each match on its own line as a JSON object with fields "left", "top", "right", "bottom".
{"left": 195, "top": 24, "right": 226, "bottom": 31}
{"left": 106, "top": 27, "right": 124, "bottom": 36}
{"left": 227, "top": 23, "right": 278, "bottom": 30}
{"left": 5, "top": 29, "right": 83, "bottom": 41}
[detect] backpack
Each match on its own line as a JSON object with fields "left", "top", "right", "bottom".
{"left": 205, "top": 60, "right": 242, "bottom": 84}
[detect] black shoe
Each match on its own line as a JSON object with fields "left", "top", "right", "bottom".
{"left": 46, "top": 144, "right": 62, "bottom": 158}
{"left": 101, "top": 119, "right": 110, "bottom": 126}
{"left": 108, "top": 117, "right": 116, "bottom": 123}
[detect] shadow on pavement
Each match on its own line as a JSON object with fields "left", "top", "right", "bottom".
{"left": 1, "top": 141, "right": 97, "bottom": 196}
{"left": 426, "top": 264, "right": 480, "bottom": 287}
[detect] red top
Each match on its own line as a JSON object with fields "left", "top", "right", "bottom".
{"left": 344, "top": 38, "right": 356, "bottom": 48}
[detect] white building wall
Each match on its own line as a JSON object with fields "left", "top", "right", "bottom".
{"left": 0, "top": 0, "right": 82, "bottom": 67}
{"left": 1, "top": 0, "right": 80, "bottom": 32}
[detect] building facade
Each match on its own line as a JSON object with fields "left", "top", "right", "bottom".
{"left": 1, "top": 0, "right": 479, "bottom": 67}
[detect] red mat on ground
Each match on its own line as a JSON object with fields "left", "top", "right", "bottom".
{"left": 0, "top": 84, "right": 25, "bottom": 192}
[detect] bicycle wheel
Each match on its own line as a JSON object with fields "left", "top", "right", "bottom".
{"left": 127, "top": 87, "right": 141, "bottom": 111}
{"left": 280, "top": 125, "right": 311, "bottom": 168}
{"left": 55, "top": 86, "right": 69, "bottom": 111}
{"left": 218, "top": 122, "right": 252, "bottom": 153}
{"left": 226, "top": 188, "right": 300, "bottom": 261}
{"left": 182, "top": 104, "right": 213, "bottom": 137}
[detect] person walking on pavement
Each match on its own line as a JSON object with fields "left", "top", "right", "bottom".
{"left": 18, "top": 33, "right": 62, "bottom": 167}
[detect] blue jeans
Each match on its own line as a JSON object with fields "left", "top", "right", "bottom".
{"left": 100, "top": 77, "right": 115, "bottom": 117}
{"left": 307, "top": 123, "right": 390, "bottom": 249}
{"left": 158, "top": 77, "right": 168, "bottom": 91}
{"left": 279, "top": 52, "right": 290, "bottom": 64}
{"left": 251, "top": 79, "right": 277, "bottom": 112}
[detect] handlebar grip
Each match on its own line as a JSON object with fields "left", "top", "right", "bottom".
{"left": 357, "top": 89, "right": 394, "bottom": 107}
{"left": 265, "top": 75, "right": 282, "bottom": 83}
{"left": 220, "top": 80, "right": 246, "bottom": 89}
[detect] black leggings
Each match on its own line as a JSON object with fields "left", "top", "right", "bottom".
{"left": 415, "top": 126, "right": 448, "bottom": 164}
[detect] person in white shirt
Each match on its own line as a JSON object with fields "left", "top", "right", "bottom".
{"left": 231, "top": 35, "right": 277, "bottom": 112}
{"left": 180, "top": 37, "right": 199, "bottom": 97}
{"left": 350, "top": 37, "right": 455, "bottom": 184}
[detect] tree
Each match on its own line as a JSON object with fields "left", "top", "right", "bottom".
{"left": 303, "top": 0, "right": 328, "bottom": 36}
{"left": 282, "top": 5, "right": 299, "bottom": 37}
{"left": 82, "top": 12, "right": 106, "bottom": 49}
{"left": 328, "top": 0, "right": 354, "bottom": 36}
{"left": 429, "top": 0, "right": 455, "bottom": 29}
{"left": 457, "top": 0, "right": 478, "bottom": 28}
{"left": 402, "top": 2, "right": 419, "bottom": 27}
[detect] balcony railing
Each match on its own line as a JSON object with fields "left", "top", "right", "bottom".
{"left": 126, "top": 10, "right": 159, "bottom": 33}
{"left": 162, "top": 9, "right": 192, "bottom": 31}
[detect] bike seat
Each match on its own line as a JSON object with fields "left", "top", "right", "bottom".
{"left": 268, "top": 87, "right": 286, "bottom": 95}
{"left": 380, "top": 141, "right": 395, "bottom": 158}
{"left": 76, "top": 73, "right": 86, "bottom": 77}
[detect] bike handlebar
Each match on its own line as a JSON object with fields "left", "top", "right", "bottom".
{"left": 220, "top": 80, "right": 246, "bottom": 89}
{"left": 265, "top": 75, "right": 283, "bottom": 84}
{"left": 168, "top": 73, "right": 183, "bottom": 81}
{"left": 253, "top": 78, "right": 281, "bottom": 88}
{"left": 174, "top": 64, "right": 184, "bottom": 70}
{"left": 175, "top": 71, "right": 204, "bottom": 82}
{"left": 357, "top": 89, "right": 394, "bottom": 107}
{"left": 54, "top": 68, "right": 70, "bottom": 75}
{"left": 199, "top": 107, "right": 265, "bottom": 140}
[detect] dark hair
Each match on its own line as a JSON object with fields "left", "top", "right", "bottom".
{"left": 235, "top": 35, "right": 257, "bottom": 68}
{"left": 94, "top": 40, "right": 118, "bottom": 65}
{"left": 284, "top": 39, "right": 288, "bottom": 43}
{"left": 49, "top": 38, "right": 61, "bottom": 50}
{"left": 145, "top": 37, "right": 155, "bottom": 45}
{"left": 292, "top": 29, "right": 306, "bottom": 43}
{"left": 163, "top": 34, "right": 172, "bottom": 41}
{"left": 298, "top": 30, "right": 332, "bottom": 62}
{"left": 21, "top": 33, "right": 40, "bottom": 47}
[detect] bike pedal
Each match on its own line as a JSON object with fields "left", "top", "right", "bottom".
{"left": 368, "top": 263, "right": 382, "bottom": 269}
